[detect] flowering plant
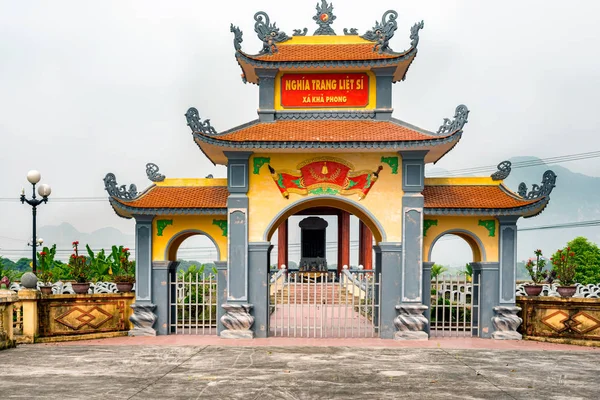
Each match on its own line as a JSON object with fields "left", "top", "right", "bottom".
{"left": 67, "top": 241, "right": 89, "bottom": 283}
{"left": 111, "top": 246, "right": 135, "bottom": 284}
{"left": 551, "top": 247, "right": 577, "bottom": 286}
{"left": 37, "top": 245, "right": 57, "bottom": 285}
{"left": 524, "top": 249, "right": 547, "bottom": 284}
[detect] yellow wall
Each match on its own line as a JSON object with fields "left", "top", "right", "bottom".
{"left": 152, "top": 215, "right": 228, "bottom": 262}
{"left": 273, "top": 70, "right": 377, "bottom": 111}
{"left": 248, "top": 153, "right": 403, "bottom": 243}
{"left": 423, "top": 216, "right": 499, "bottom": 263}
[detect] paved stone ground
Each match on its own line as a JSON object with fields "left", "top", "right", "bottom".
{"left": 1, "top": 344, "right": 599, "bottom": 399}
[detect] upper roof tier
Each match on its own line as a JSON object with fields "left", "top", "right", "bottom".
{"left": 231, "top": 4, "right": 424, "bottom": 84}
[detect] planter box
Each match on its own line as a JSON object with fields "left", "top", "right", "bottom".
{"left": 517, "top": 296, "right": 600, "bottom": 342}
{"left": 38, "top": 293, "right": 134, "bottom": 338}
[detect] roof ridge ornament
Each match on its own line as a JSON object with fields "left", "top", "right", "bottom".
{"left": 437, "top": 105, "right": 470, "bottom": 135}
{"left": 343, "top": 28, "right": 358, "bottom": 36}
{"left": 254, "top": 11, "right": 290, "bottom": 54}
{"left": 313, "top": 0, "right": 336, "bottom": 36}
{"left": 518, "top": 170, "right": 557, "bottom": 200}
{"left": 230, "top": 24, "right": 243, "bottom": 51}
{"left": 491, "top": 161, "right": 512, "bottom": 181}
{"left": 410, "top": 20, "right": 425, "bottom": 47}
{"left": 185, "top": 107, "right": 217, "bottom": 135}
{"left": 361, "top": 10, "right": 399, "bottom": 53}
{"left": 103, "top": 173, "right": 137, "bottom": 200}
{"left": 293, "top": 28, "right": 308, "bottom": 36}
{"left": 146, "top": 163, "right": 165, "bottom": 182}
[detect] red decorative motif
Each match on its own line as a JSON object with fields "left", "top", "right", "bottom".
{"left": 320, "top": 13, "right": 329, "bottom": 22}
{"left": 280, "top": 73, "right": 369, "bottom": 108}
{"left": 268, "top": 157, "right": 382, "bottom": 200}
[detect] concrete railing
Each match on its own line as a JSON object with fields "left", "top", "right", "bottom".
{"left": 0, "top": 288, "right": 19, "bottom": 350}
{"left": 13, "top": 289, "right": 135, "bottom": 344}
{"left": 517, "top": 296, "right": 600, "bottom": 344}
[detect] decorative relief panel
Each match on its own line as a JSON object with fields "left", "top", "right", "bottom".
{"left": 268, "top": 157, "right": 382, "bottom": 200}
{"left": 38, "top": 295, "right": 134, "bottom": 337}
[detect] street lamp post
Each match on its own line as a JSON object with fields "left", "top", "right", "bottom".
{"left": 20, "top": 170, "right": 51, "bottom": 275}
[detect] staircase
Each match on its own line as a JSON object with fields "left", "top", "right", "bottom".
{"left": 270, "top": 283, "right": 361, "bottom": 305}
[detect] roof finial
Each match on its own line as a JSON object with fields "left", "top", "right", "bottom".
{"left": 103, "top": 173, "right": 137, "bottom": 200}
{"left": 230, "top": 24, "right": 243, "bottom": 51}
{"left": 518, "top": 171, "right": 557, "bottom": 199}
{"left": 254, "top": 11, "right": 290, "bottom": 54}
{"left": 361, "top": 10, "right": 398, "bottom": 53}
{"left": 491, "top": 161, "right": 511, "bottom": 181}
{"left": 410, "top": 20, "right": 424, "bottom": 47}
{"left": 185, "top": 107, "right": 217, "bottom": 135}
{"left": 146, "top": 163, "right": 165, "bottom": 183}
{"left": 437, "top": 105, "right": 470, "bottom": 135}
{"left": 313, "top": 0, "right": 336, "bottom": 35}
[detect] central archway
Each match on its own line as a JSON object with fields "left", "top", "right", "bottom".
{"left": 263, "top": 195, "right": 386, "bottom": 243}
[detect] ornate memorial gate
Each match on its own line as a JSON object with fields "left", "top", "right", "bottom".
{"left": 169, "top": 269, "right": 218, "bottom": 335}
{"left": 430, "top": 273, "right": 479, "bottom": 337}
{"left": 269, "top": 267, "right": 381, "bottom": 338}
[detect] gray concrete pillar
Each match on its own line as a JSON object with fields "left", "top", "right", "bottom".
{"left": 130, "top": 215, "right": 156, "bottom": 336}
{"left": 493, "top": 216, "right": 522, "bottom": 339}
{"left": 374, "top": 243, "right": 402, "bottom": 339}
{"left": 151, "top": 261, "right": 172, "bottom": 335}
{"left": 373, "top": 66, "right": 395, "bottom": 120}
{"left": 248, "top": 242, "right": 270, "bottom": 338}
{"left": 215, "top": 261, "right": 227, "bottom": 335}
{"left": 472, "top": 262, "right": 499, "bottom": 338}
{"left": 256, "top": 68, "right": 277, "bottom": 122}
{"left": 422, "top": 262, "right": 434, "bottom": 335}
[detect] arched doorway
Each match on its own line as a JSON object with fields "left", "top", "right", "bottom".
{"left": 166, "top": 230, "right": 221, "bottom": 335}
{"left": 263, "top": 197, "right": 384, "bottom": 338}
{"left": 427, "top": 230, "right": 485, "bottom": 338}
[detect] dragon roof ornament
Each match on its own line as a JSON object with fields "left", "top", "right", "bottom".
{"left": 253, "top": 11, "right": 290, "bottom": 54}
{"left": 361, "top": 10, "right": 399, "bottom": 53}
{"left": 103, "top": 173, "right": 137, "bottom": 201}
{"left": 437, "top": 105, "right": 470, "bottom": 135}
{"left": 410, "top": 20, "right": 425, "bottom": 47}
{"left": 230, "top": 24, "right": 243, "bottom": 51}
{"left": 518, "top": 170, "right": 557, "bottom": 200}
{"left": 185, "top": 107, "right": 217, "bottom": 135}
{"left": 491, "top": 161, "right": 512, "bottom": 181}
{"left": 146, "top": 163, "right": 165, "bottom": 183}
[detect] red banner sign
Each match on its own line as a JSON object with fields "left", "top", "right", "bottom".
{"left": 280, "top": 73, "right": 369, "bottom": 108}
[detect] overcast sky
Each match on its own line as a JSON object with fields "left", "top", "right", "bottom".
{"left": 1, "top": 0, "right": 599, "bottom": 260}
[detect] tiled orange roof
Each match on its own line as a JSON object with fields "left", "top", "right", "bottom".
{"left": 114, "top": 186, "right": 228, "bottom": 209}
{"left": 424, "top": 185, "right": 540, "bottom": 209}
{"left": 198, "top": 120, "right": 440, "bottom": 143}
{"left": 242, "top": 43, "right": 406, "bottom": 62}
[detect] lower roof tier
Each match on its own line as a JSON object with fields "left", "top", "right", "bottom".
{"left": 108, "top": 182, "right": 548, "bottom": 219}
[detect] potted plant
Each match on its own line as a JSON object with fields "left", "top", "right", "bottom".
{"left": 37, "top": 245, "right": 56, "bottom": 295}
{"left": 551, "top": 247, "right": 578, "bottom": 297}
{"left": 68, "top": 241, "right": 90, "bottom": 294}
{"left": 111, "top": 246, "right": 135, "bottom": 293}
{"left": 523, "top": 249, "right": 547, "bottom": 296}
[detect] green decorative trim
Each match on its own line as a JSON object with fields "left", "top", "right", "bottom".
{"left": 423, "top": 219, "right": 438, "bottom": 237}
{"left": 309, "top": 187, "right": 339, "bottom": 195}
{"left": 253, "top": 157, "right": 271, "bottom": 174}
{"left": 380, "top": 156, "right": 399, "bottom": 174}
{"left": 213, "top": 219, "right": 228, "bottom": 237}
{"left": 156, "top": 219, "right": 173, "bottom": 236}
{"left": 478, "top": 219, "right": 496, "bottom": 237}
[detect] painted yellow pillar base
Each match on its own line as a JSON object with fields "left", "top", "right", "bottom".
{"left": 18, "top": 289, "right": 40, "bottom": 343}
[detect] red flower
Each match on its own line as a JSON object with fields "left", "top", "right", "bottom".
{"left": 124, "top": 248, "right": 130, "bottom": 252}
{"left": 40, "top": 251, "right": 47, "bottom": 256}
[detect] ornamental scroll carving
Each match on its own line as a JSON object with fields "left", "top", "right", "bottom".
{"left": 268, "top": 157, "right": 382, "bottom": 200}
{"left": 491, "top": 161, "right": 511, "bottom": 181}
{"left": 146, "top": 163, "right": 165, "bottom": 182}
{"left": 254, "top": 11, "right": 290, "bottom": 54}
{"left": 409, "top": 20, "right": 425, "bottom": 47}
{"left": 103, "top": 173, "right": 137, "bottom": 200}
{"left": 517, "top": 170, "right": 557, "bottom": 200}
{"left": 437, "top": 104, "right": 470, "bottom": 135}
{"left": 185, "top": 107, "right": 217, "bottom": 135}
{"left": 361, "top": 10, "right": 399, "bottom": 53}
{"left": 230, "top": 24, "right": 243, "bottom": 51}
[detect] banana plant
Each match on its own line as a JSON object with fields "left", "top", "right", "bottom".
{"left": 86, "top": 245, "right": 112, "bottom": 282}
